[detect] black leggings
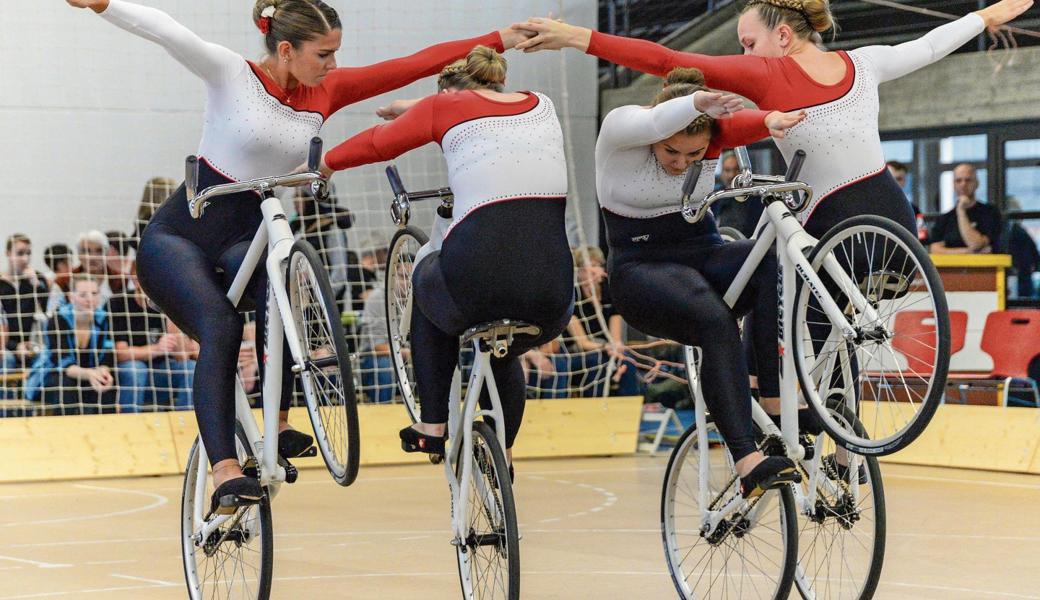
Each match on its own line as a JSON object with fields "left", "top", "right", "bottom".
{"left": 411, "top": 199, "right": 573, "bottom": 449}
{"left": 137, "top": 178, "right": 293, "bottom": 466}
{"left": 608, "top": 240, "right": 779, "bottom": 462}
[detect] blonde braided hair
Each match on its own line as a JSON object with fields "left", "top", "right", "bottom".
{"left": 743, "top": 0, "right": 836, "bottom": 36}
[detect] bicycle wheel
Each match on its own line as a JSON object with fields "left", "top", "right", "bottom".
{"left": 662, "top": 419, "right": 798, "bottom": 600}
{"left": 793, "top": 215, "right": 949, "bottom": 455}
{"left": 182, "top": 428, "right": 273, "bottom": 600}
{"left": 385, "top": 226, "right": 428, "bottom": 423}
{"left": 718, "top": 226, "right": 747, "bottom": 242}
{"left": 795, "top": 399, "right": 886, "bottom": 600}
{"left": 287, "top": 240, "right": 360, "bottom": 486}
{"left": 455, "top": 422, "right": 520, "bottom": 600}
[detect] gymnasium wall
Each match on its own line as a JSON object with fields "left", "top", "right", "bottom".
{"left": 0, "top": 0, "right": 600, "bottom": 259}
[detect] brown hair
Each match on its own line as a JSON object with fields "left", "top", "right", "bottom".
{"left": 5, "top": 233, "right": 30, "bottom": 254}
{"left": 253, "top": 0, "right": 341, "bottom": 54}
{"left": 651, "top": 68, "right": 714, "bottom": 137}
{"left": 437, "top": 60, "right": 473, "bottom": 91}
{"left": 743, "top": 0, "right": 836, "bottom": 39}
{"left": 136, "top": 177, "right": 176, "bottom": 223}
{"left": 436, "top": 46, "right": 508, "bottom": 93}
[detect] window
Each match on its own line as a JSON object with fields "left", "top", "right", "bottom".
{"left": 939, "top": 134, "right": 987, "bottom": 163}
{"left": 881, "top": 140, "right": 913, "bottom": 163}
{"left": 1006, "top": 139, "right": 1040, "bottom": 160}
{"left": 1006, "top": 167, "right": 1040, "bottom": 212}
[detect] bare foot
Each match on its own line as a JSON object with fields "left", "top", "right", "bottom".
{"left": 734, "top": 451, "right": 766, "bottom": 478}
{"left": 212, "top": 459, "right": 245, "bottom": 489}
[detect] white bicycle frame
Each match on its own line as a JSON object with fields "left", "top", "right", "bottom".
{"left": 682, "top": 191, "right": 872, "bottom": 536}
{"left": 444, "top": 339, "right": 510, "bottom": 543}
{"left": 189, "top": 195, "right": 311, "bottom": 544}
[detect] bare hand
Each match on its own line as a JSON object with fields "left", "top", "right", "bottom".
{"left": 693, "top": 91, "right": 744, "bottom": 119}
{"left": 512, "top": 17, "right": 590, "bottom": 53}
{"left": 977, "top": 0, "right": 1033, "bottom": 31}
{"left": 956, "top": 195, "right": 975, "bottom": 210}
{"left": 376, "top": 98, "right": 421, "bottom": 121}
{"left": 88, "top": 367, "right": 114, "bottom": 393}
{"left": 66, "top": 0, "right": 109, "bottom": 13}
{"left": 498, "top": 26, "right": 537, "bottom": 50}
{"left": 765, "top": 110, "right": 807, "bottom": 138}
{"left": 292, "top": 157, "right": 334, "bottom": 182}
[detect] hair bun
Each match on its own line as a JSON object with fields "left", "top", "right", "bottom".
{"left": 465, "top": 45, "right": 508, "bottom": 86}
{"left": 664, "top": 67, "right": 706, "bottom": 88}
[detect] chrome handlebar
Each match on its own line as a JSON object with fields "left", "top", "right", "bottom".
{"left": 385, "top": 165, "right": 453, "bottom": 227}
{"left": 681, "top": 148, "right": 811, "bottom": 224}
{"left": 185, "top": 137, "right": 329, "bottom": 220}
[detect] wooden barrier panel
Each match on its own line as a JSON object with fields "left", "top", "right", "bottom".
{"left": 0, "top": 413, "right": 179, "bottom": 482}
{"left": 0, "top": 398, "right": 643, "bottom": 483}
{"left": 870, "top": 403, "right": 1040, "bottom": 473}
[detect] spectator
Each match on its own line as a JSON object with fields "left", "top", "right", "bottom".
{"left": 711, "top": 151, "right": 761, "bottom": 238}
{"left": 0, "top": 234, "right": 50, "bottom": 368}
{"left": 43, "top": 243, "right": 74, "bottom": 315}
{"left": 290, "top": 183, "right": 353, "bottom": 312}
{"left": 75, "top": 230, "right": 121, "bottom": 300}
{"left": 110, "top": 265, "right": 197, "bottom": 412}
{"left": 105, "top": 231, "right": 133, "bottom": 293}
{"left": 25, "top": 274, "right": 116, "bottom": 415}
{"left": 566, "top": 247, "right": 641, "bottom": 397}
{"left": 358, "top": 279, "right": 396, "bottom": 404}
{"left": 132, "top": 177, "right": 177, "bottom": 250}
{"left": 347, "top": 233, "right": 388, "bottom": 312}
{"left": 929, "top": 164, "right": 1001, "bottom": 254}
{"left": 998, "top": 199, "right": 1040, "bottom": 299}
{"left": 887, "top": 160, "right": 926, "bottom": 242}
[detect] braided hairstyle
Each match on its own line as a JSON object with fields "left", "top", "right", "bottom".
{"left": 742, "top": 0, "right": 836, "bottom": 39}
{"left": 651, "top": 67, "right": 714, "bottom": 137}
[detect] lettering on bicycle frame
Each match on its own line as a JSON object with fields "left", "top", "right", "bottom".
{"left": 776, "top": 257, "right": 784, "bottom": 358}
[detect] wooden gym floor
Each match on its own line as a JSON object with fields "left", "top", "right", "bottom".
{"left": 1, "top": 456, "right": 1037, "bottom": 599}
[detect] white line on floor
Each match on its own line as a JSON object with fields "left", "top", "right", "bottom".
{"left": 109, "top": 573, "right": 177, "bottom": 587}
{"left": 883, "top": 472, "right": 1040, "bottom": 490}
{"left": 0, "top": 554, "right": 71, "bottom": 569}
{"left": 2, "top": 485, "right": 168, "bottom": 528}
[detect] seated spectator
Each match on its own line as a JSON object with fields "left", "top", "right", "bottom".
{"left": 358, "top": 279, "right": 396, "bottom": 404}
{"left": 0, "top": 234, "right": 50, "bottom": 369}
{"left": 998, "top": 199, "right": 1040, "bottom": 299}
{"left": 75, "top": 230, "right": 123, "bottom": 301}
{"left": 25, "top": 274, "right": 116, "bottom": 415}
{"left": 711, "top": 151, "right": 761, "bottom": 238}
{"left": 131, "top": 177, "right": 177, "bottom": 250}
{"left": 290, "top": 183, "right": 353, "bottom": 312}
{"left": 887, "top": 160, "right": 927, "bottom": 241}
{"left": 110, "top": 265, "right": 197, "bottom": 412}
{"left": 567, "top": 247, "right": 641, "bottom": 397}
{"left": 43, "top": 243, "right": 75, "bottom": 314}
{"left": 929, "top": 164, "right": 1001, "bottom": 254}
{"left": 347, "top": 233, "right": 389, "bottom": 313}
{"left": 106, "top": 231, "right": 134, "bottom": 291}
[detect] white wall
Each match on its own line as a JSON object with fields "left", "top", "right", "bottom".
{"left": 0, "top": 0, "right": 598, "bottom": 267}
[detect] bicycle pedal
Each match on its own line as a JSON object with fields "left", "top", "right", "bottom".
{"left": 302, "top": 446, "right": 318, "bottom": 458}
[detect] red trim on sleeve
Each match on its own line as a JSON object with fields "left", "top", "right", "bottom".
{"left": 322, "top": 31, "right": 505, "bottom": 116}
{"left": 587, "top": 31, "right": 774, "bottom": 103}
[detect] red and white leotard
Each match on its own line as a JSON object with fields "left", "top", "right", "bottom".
{"left": 596, "top": 96, "right": 770, "bottom": 219}
{"left": 586, "top": 14, "right": 986, "bottom": 222}
{"left": 99, "top": 0, "right": 504, "bottom": 184}
{"left": 325, "top": 90, "right": 567, "bottom": 237}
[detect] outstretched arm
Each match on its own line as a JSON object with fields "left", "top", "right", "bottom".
{"left": 323, "top": 95, "right": 439, "bottom": 172}
{"left": 599, "top": 91, "right": 744, "bottom": 152}
{"left": 324, "top": 31, "right": 511, "bottom": 113}
{"left": 512, "top": 18, "right": 772, "bottom": 102}
{"left": 68, "top": 0, "right": 243, "bottom": 85}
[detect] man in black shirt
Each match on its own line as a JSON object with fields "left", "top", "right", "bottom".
{"left": 0, "top": 234, "right": 49, "bottom": 368}
{"left": 929, "top": 164, "right": 1001, "bottom": 254}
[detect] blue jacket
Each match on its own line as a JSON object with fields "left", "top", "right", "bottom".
{"left": 24, "top": 303, "right": 114, "bottom": 401}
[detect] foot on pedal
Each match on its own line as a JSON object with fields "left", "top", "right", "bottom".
{"left": 278, "top": 429, "right": 315, "bottom": 459}
{"left": 209, "top": 476, "right": 263, "bottom": 517}
{"left": 400, "top": 425, "right": 445, "bottom": 456}
{"left": 822, "top": 454, "right": 868, "bottom": 484}
{"left": 740, "top": 456, "right": 801, "bottom": 499}
{"left": 768, "top": 408, "right": 825, "bottom": 437}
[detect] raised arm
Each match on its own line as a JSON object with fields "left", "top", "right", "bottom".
{"left": 323, "top": 32, "right": 506, "bottom": 113}
{"left": 323, "top": 95, "right": 439, "bottom": 172}
{"left": 69, "top": 0, "right": 243, "bottom": 85}
{"left": 598, "top": 91, "right": 745, "bottom": 152}
{"left": 715, "top": 109, "right": 807, "bottom": 148}
{"left": 512, "top": 18, "right": 773, "bottom": 102}
{"left": 853, "top": 14, "right": 986, "bottom": 83}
